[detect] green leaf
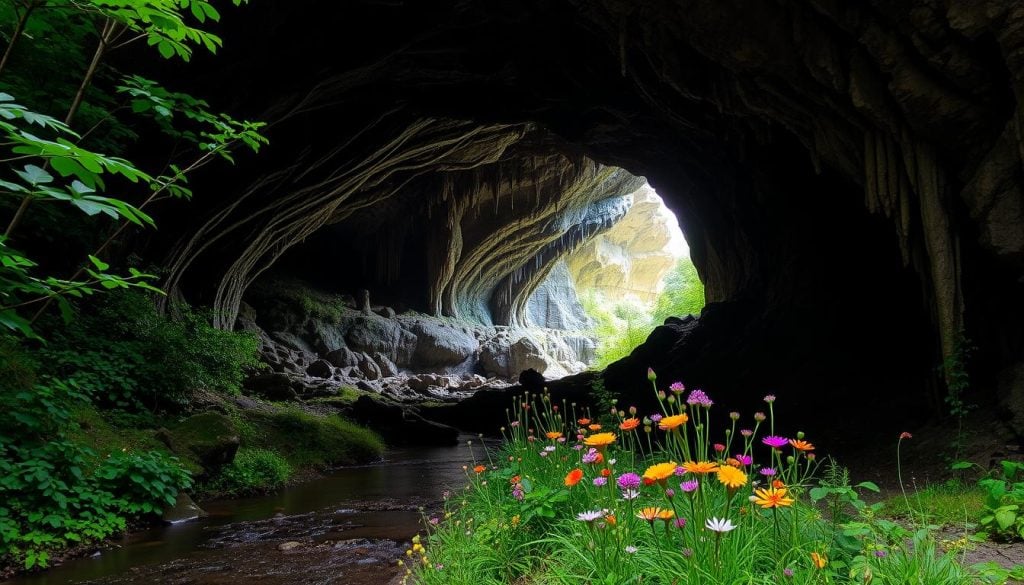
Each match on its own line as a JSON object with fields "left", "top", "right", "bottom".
{"left": 855, "top": 481, "right": 880, "bottom": 493}
{"left": 951, "top": 461, "right": 974, "bottom": 470}
{"left": 15, "top": 164, "right": 53, "bottom": 186}
{"left": 995, "top": 507, "right": 1017, "bottom": 530}
{"left": 87, "top": 256, "right": 110, "bottom": 271}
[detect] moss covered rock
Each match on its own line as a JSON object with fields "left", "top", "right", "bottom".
{"left": 161, "top": 412, "right": 240, "bottom": 475}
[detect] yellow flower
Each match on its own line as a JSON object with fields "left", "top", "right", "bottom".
{"left": 681, "top": 460, "right": 719, "bottom": 474}
{"left": 658, "top": 413, "right": 689, "bottom": 430}
{"left": 716, "top": 465, "right": 748, "bottom": 489}
{"left": 643, "top": 461, "right": 679, "bottom": 483}
{"left": 811, "top": 551, "right": 827, "bottom": 569}
{"left": 753, "top": 486, "right": 795, "bottom": 509}
{"left": 583, "top": 432, "right": 617, "bottom": 448}
{"left": 636, "top": 507, "right": 669, "bottom": 522}
{"left": 656, "top": 509, "right": 675, "bottom": 520}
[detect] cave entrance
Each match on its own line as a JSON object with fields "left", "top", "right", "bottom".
{"left": 525, "top": 181, "right": 702, "bottom": 371}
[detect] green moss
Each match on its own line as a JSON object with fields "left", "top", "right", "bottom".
{"left": 309, "top": 386, "right": 369, "bottom": 407}
{"left": 881, "top": 480, "right": 985, "bottom": 527}
{"left": 241, "top": 406, "right": 384, "bottom": 469}
{"left": 208, "top": 448, "right": 292, "bottom": 495}
{"left": 248, "top": 278, "right": 351, "bottom": 324}
{"left": 66, "top": 404, "right": 182, "bottom": 470}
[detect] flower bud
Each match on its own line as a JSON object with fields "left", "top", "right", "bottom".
{"left": 647, "top": 367, "right": 657, "bottom": 381}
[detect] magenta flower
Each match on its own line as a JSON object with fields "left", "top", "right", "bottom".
{"left": 680, "top": 480, "right": 699, "bottom": 493}
{"left": 686, "top": 389, "right": 713, "bottom": 407}
{"left": 512, "top": 486, "right": 524, "bottom": 500}
{"left": 670, "top": 382, "right": 685, "bottom": 394}
{"left": 735, "top": 454, "right": 752, "bottom": 466}
{"left": 764, "top": 394, "right": 776, "bottom": 403}
{"left": 784, "top": 568, "right": 794, "bottom": 578}
{"left": 762, "top": 436, "right": 789, "bottom": 448}
{"left": 650, "top": 413, "right": 663, "bottom": 423}
{"left": 674, "top": 517, "right": 687, "bottom": 528}
{"left": 713, "top": 443, "right": 726, "bottom": 453}
{"left": 593, "top": 477, "right": 608, "bottom": 487}
{"left": 582, "top": 448, "right": 600, "bottom": 464}
{"left": 665, "top": 488, "right": 675, "bottom": 499}
{"left": 674, "top": 465, "right": 686, "bottom": 476}
{"left": 617, "top": 472, "right": 642, "bottom": 490}
{"left": 759, "top": 467, "right": 777, "bottom": 477}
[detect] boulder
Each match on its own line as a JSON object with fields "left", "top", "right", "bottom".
{"left": 305, "top": 319, "right": 346, "bottom": 355}
{"left": 373, "top": 352, "right": 399, "bottom": 377}
{"left": 244, "top": 372, "right": 298, "bottom": 401}
{"left": 408, "top": 320, "right": 478, "bottom": 367}
{"left": 325, "top": 346, "right": 360, "bottom": 368}
{"left": 344, "top": 315, "right": 417, "bottom": 365}
{"left": 164, "top": 412, "right": 240, "bottom": 474}
{"left": 306, "top": 359, "right": 334, "bottom": 378}
{"left": 358, "top": 353, "right": 382, "bottom": 380}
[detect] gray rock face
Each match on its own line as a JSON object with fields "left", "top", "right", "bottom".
{"left": 373, "top": 352, "right": 399, "bottom": 377}
{"left": 324, "top": 346, "right": 360, "bottom": 368}
{"left": 358, "top": 353, "right": 383, "bottom": 380}
{"left": 480, "top": 333, "right": 549, "bottom": 378}
{"left": 344, "top": 315, "right": 417, "bottom": 366}
{"left": 408, "top": 320, "right": 478, "bottom": 366}
{"left": 526, "top": 260, "right": 592, "bottom": 330}
{"left": 306, "top": 359, "right": 334, "bottom": 378}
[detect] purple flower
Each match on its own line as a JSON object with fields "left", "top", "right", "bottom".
{"left": 759, "top": 467, "right": 777, "bottom": 477}
{"left": 429, "top": 517, "right": 440, "bottom": 525}
{"left": 577, "top": 509, "right": 603, "bottom": 522}
{"left": 680, "top": 480, "right": 699, "bottom": 493}
{"left": 735, "top": 454, "right": 752, "bottom": 466}
{"left": 510, "top": 421, "right": 520, "bottom": 427}
{"left": 435, "top": 563, "right": 444, "bottom": 571}
{"left": 539, "top": 451, "right": 548, "bottom": 458}
{"left": 674, "top": 517, "right": 687, "bottom": 528}
{"left": 572, "top": 444, "right": 584, "bottom": 451}
{"left": 670, "top": 382, "right": 685, "bottom": 394}
{"left": 682, "top": 548, "right": 693, "bottom": 558}
{"left": 665, "top": 488, "right": 675, "bottom": 499}
{"left": 650, "top": 414, "right": 663, "bottom": 423}
{"left": 686, "top": 389, "right": 713, "bottom": 408}
{"left": 764, "top": 394, "right": 776, "bottom": 403}
{"left": 593, "top": 477, "right": 608, "bottom": 487}
{"left": 783, "top": 568, "right": 794, "bottom": 578}
{"left": 762, "top": 436, "right": 789, "bottom": 449}
{"left": 875, "top": 549, "right": 888, "bottom": 558}
{"left": 740, "top": 429, "right": 753, "bottom": 437}
{"left": 582, "top": 448, "right": 600, "bottom": 464}
{"left": 512, "top": 486, "right": 524, "bottom": 501}
{"left": 674, "top": 466, "right": 686, "bottom": 476}
{"left": 617, "top": 472, "right": 642, "bottom": 490}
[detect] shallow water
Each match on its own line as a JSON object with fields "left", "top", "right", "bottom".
{"left": 4, "top": 437, "right": 490, "bottom": 585}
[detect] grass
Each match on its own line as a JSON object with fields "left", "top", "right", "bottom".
{"left": 237, "top": 405, "right": 384, "bottom": 469}
{"left": 881, "top": 479, "right": 986, "bottom": 527}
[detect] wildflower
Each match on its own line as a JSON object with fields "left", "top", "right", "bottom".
{"left": 874, "top": 549, "right": 887, "bottom": 558}
{"left": 604, "top": 513, "right": 616, "bottom": 526}
{"left": 429, "top": 517, "right": 440, "bottom": 526}
{"left": 740, "top": 429, "right": 753, "bottom": 437}
{"left": 435, "top": 564, "right": 444, "bottom": 571}
{"left": 578, "top": 418, "right": 591, "bottom": 425}
{"left": 705, "top": 517, "right": 737, "bottom": 533}
{"left": 753, "top": 412, "right": 766, "bottom": 422}
{"left": 656, "top": 509, "right": 675, "bottom": 520}
{"left": 810, "top": 552, "right": 827, "bottom": 569}
{"left": 658, "top": 413, "right": 689, "bottom": 430}
{"left": 713, "top": 443, "right": 726, "bottom": 453}
{"left": 545, "top": 431, "right": 563, "bottom": 440}
{"left": 617, "top": 473, "right": 642, "bottom": 490}
{"left": 582, "top": 448, "right": 602, "bottom": 464}
{"left": 473, "top": 465, "right": 486, "bottom": 473}
{"left": 636, "top": 507, "right": 670, "bottom": 523}
{"left": 752, "top": 487, "right": 794, "bottom": 508}
{"left": 510, "top": 515, "right": 520, "bottom": 527}
{"left": 735, "top": 454, "right": 752, "bottom": 466}
{"left": 643, "top": 461, "right": 679, "bottom": 484}
{"left": 717, "top": 466, "right": 748, "bottom": 489}
{"left": 674, "top": 517, "right": 687, "bottom": 529}
{"left": 764, "top": 394, "right": 776, "bottom": 403}
{"left": 680, "top": 479, "right": 699, "bottom": 493}
{"left": 681, "top": 460, "right": 719, "bottom": 474}
{"left": 789, "top": 439, "right": 815, "bottom": 451}
{"left": 621, "top": 489, "right": 641, "bottom": 500}
{"left": 772, "top": 479, "right": 785, "bottom": 489}
{"left": 510, "top": 421, "right": 520, "bottom": 427}
{"left": 783, "top": 568, "right": 794, "bottom": 578}
{"left": 759, "top": 467, "right": 777, "bottom": 477}
{"left": 601, "top": 468, "right": 611, "bottom": 477}
{"left": 899, "top": 431, "right": 912, "bottom": 440}
{"left": 619, "top": 418, "right": 640, "bottom": 431}
{"left": 577, "top": 509, "right": 604, "bottom": 522}
{"left": 806, "top": 453, "right": 816, "bottom": 461}
{"left": 762, "top": 436, "right": 789, "bottom": 449}
{"left": 729, "top": 411, "right": 740, "bottom": 420}
{"left": 647, "top": 367, "right": 657, "bottom": 381}
{"left": 583, "top": 432, "right": 617, "bottom": 448}
{"left": 681, "top": 548, "right": 693, "bottom": 558}
{"left": 564, "top": 469, "right": 584, "bottom": 487}
{"left": 539, "top": 452, "right": 548, "bottom": 458}
{"left": 588, "top": 423, "right": 602, "bottom": 431}
{"left": 543, "top": 445, "right": 556, "bottom": 452}
{"left": 593, "top": 477, "right": 607, "bottom": 487}
{"left": 649, "top": 413, "right": 663, "bottom": 423}
{"left": 512, "top": 485, "right": 524, "bottom": 501}
{"left": 670, "top": 381, "right": 685, "bottom": 393}
{"left": 686, "top": 389, "right": 713, "bottom": 407}
{"left": 625, "top": 545, "right": 638, "bottom": 554}
{"left": 572, "top": 444, "right": 584, "bottom": 450}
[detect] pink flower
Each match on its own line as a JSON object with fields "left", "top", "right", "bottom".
{"left": 900, "top": 432, "right": 912, "bottom": 440}
{"left": 670, "top": 382, "right": 685, "bottom": 393}
{"left": 713, "top": 443, "right": 726, "bottom": 453}
{"left": 735, "top": 454, "right": 752, "bottom": 466}
{"left": 762, "top": 436, "right": 789, "bottom": 449}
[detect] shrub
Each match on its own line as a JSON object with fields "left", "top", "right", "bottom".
{"left": 976, "top": 460, "right": 1024, "bottom": 541}
{"left": 39, "top": 290, "right": 260, "bottom": 410}
{"left": 212, "top": 448, "right": 292, "bottom": 495}
{"left": 241, "top": 407, "right": 384, "bottom": 469}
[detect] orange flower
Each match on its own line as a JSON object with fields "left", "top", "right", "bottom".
{"left": 604, "top": 513, "right": 617, "bottom": 526}
{"left": 619, "top": 418, "right": 640, "bottom": 431}
{"left": 643, "top": 461, "right": 679, "bottom": 483}
{"left": 564, "top": 468, "right": 584, "bottom": 487}
{"left": 588, "top": 423, "right": 602, "bottom": 431}
{"left": 789, "top": 439, "right": 815, "bottom": 451}
{"left": 510, "top": 475, "right": 520, "bottom": 484}
{"left": 811, "top": 551, "right": 827, "bottom": 569}
{"left": 658, "top": 413, "right": 689, "bottom": 430}
{"left": 726, "top": 457, "right": 741, "bottom": 467}
{"left": 546, "top": 431, "right": 563, "bottom": 440}
{"left": 601, "top": 468, "right": 611, "bottom": 477}
{"left": 583, "top": 432, "right": 617, "bottom": 448}
{"left": 657, "top": 509, "right": 675, "bottom": 520}
{"left": 772, "top": 479, "right": 785, "bottom": 489}
{"left": 681, "top": 460, "right": 719, "bottom": 474}
{"left": 716, "top": 466, "right": 748, "bottom": 489}
{"left": 473, "top": 465, "right": 486, "bottom": 474}
{"left": 636, "top": 507, "right": 669, "bottom": 523}
{"left": 752, "top": 487, "right": 795, "bottom": 509}
{"left": 578, "top": 418, "right": 591, "bottom": 425}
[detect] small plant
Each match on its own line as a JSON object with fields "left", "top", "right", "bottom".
{"left": 94, "top": 450, "right": 193, "bottom": 516}
{"left": 976, "top": 460, "right": 1024, "bottom": 541}
{"left": 942, "top": 333, "right": 975, "bottom": 461}
{"left": 210, "top": 448, "right": 292, "bottom": 495}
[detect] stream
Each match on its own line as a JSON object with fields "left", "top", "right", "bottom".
{"left": 3, "top": 437, "right": 490, "bottom": 585}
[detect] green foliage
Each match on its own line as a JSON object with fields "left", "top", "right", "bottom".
{"left": 580, "top": 257, "right": 705, "bottom": 369}
{"left": 942, "top": 333, "right": 975, "bottom": 460}
{"left": 210, "top": 448, "right": 292, "bottom": 496}
{"left": 0, "top": 375, "right": 191, "bottom": 570}
{"left": 975, "top": 460, "right": 1024, "bottom": 541}
{"left": 39, "top": 290, "right": 260, "bottom": 410}
{"left": 240, "top": 407, "right": 385, "bottom": 469}
{"left": 881, "top": 478, "right": 984, "bottom": 527}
